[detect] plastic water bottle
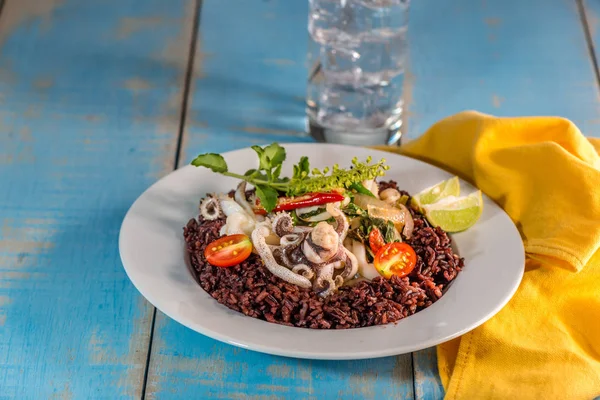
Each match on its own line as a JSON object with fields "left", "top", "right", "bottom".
{"left": 306, "top": 0, "right": 409, "bottom": 145}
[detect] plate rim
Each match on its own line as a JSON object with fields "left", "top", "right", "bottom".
{"left": 119, "top": 143, "right": 526, "bottom": 360}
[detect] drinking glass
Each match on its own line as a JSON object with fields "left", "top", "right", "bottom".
{"left": 306, "top": 0, "right": 409, "bottom": 145}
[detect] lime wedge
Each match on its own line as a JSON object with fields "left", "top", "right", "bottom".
{"left": 422, "top": 191, "right": 483, "bottom": 232}
{"left": 412, "top": 176, "right": 460, "bottom": 210}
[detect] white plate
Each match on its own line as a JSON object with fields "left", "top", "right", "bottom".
{"left": 119, "top": 143, "right": 525, "bottom": 360}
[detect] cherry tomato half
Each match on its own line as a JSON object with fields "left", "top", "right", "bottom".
{"left": 368, "top": 227, "right": 386, "bottom": 253}
{"left": 374, "top": 242, "right": 417, "bottom": 279}
{"left": 205, "top": 234, "right": 253, "bottom": 267}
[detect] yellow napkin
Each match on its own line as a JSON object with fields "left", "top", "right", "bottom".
{"left": 379, "top": 111, "right": 600, "bottom": 399}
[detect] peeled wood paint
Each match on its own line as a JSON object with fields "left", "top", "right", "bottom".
{"left": 0, "top": 219, "right": 56, "bottom": 265}
{"left": 116, "top": 16, "right": 165, "bottom": 39}
{"left": 0, "top": 0, "right": 66, "bottom": 49}
{"left": 87, "top": 296, "right": 153, "bottom": 398}
{"left": 83, "top": 114, "right": 104, "bottom": 123}
{"left": 413, "top": 348, "right": 444, "bottom": 399}
{"left": 349, "top": 373, "right": 377, "bottom": 399}
{"left": 48, "top": 382, "right": 73, "bottom": 400}
{"left": 484, "top": 17, "right": 501, "bottom": 26}
{"left": 23, "top": 105, "right": 41, "bottom": 118}
{"left": 492, "top": 94, "right": 504, "bottom": 108}
{"left": 122, "top": 77, "right": 153, "bottom": 93}
{"left": 33, "top": 77, "right": 54, "bottom": 90}
{"left": 0, "top": 295, "right": 11, "bottom": 326}
{"left": 587, "top": 4, "right": 598, "bottom": 37}
{"left": 0, "top": 112, "right": 36, "bottom": 164}
{"left": 254, "top": 384, "right": 293, "bottom": 393}
{"left": 140, "top": 1, "right": 199, "bottom": 178}
{"left": 146, "top": 334, "right": 234, "bottom": 398}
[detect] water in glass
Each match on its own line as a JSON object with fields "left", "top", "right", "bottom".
{"left": 306, "top": 0, "right": 409, "bottom": 145}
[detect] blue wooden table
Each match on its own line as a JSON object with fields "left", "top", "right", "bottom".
{"left": 1, "top": 0, "right": 599, "bottom": 398}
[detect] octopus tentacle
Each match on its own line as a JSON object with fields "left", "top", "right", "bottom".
{"left": 326, "top": 202, "right": 349, "bottom": 242}
{"left": 278, "top": 232, "right": 308, "bottom": 268}
{"left": 280, "top": 233, "right": 303, "bottom": 247}
{"left": 314, "top": 262, "right": 337, "bottom": 292}
{"left": 199, "top": 195, "right": 221, "bottom": 220}
{"left": 252, "top": 202, "right": 354, "bottom": 296}
{"left": 235, "top": 181, "right": 256, "bottom": 217}
{"left": 251, "top": 224, "right": 312, "bottom": 288}
{"left": 284, "top": 244, "right": 309, "bottom": 267}
{"left": 292, "top": 264, "right": 315, "bottom": 280}
{"left": 318, "top": 278, "right": 338, "bottom": 297}
{"left": 340, "top": 246, "right": 359, "bottom": 279}
{"left": 272, "top": 212, "right": 294, "bottom": 237}
{"left": 292, "top": 226, "right": 313, "bottom": 233}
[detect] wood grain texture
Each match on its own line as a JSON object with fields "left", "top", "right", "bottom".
{"left": 180, "top": 0, "right": 313, "bottom": 154}
{"left": 0, "top": 0, "right": 193, "bottom": 397}
{"left": 412, "top": 348, "right": 444, "bottom": 400}
{"left": 147, "top": 312, "right": 414, "bottom": 400}
{"left": 405, "top": 0, "right": 600, "bottom": 140}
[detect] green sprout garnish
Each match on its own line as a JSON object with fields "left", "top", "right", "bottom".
{"left": 191, "top": 143, "right": 389, "bottom": 213}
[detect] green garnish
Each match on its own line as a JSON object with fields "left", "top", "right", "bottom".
{"left": 341, "top": 202, "right": 366, "bottom": 217}
{"left": 290, "top": 210, "right": 304, "bottom": 226}
{"left": 191, "top": 143, "right": 389, "bottom": 213}
{"left": 349, "top": 182, "right": 376, "bottom": 198}
{"left": 347, "top": 215, "right": 400, "bottom": 247}
{"left": 297, "top": 207, "right": 326, "bottom": 219}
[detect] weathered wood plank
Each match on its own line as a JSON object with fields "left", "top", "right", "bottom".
{"left": 0, "top": 0, "right": 194, "bottom": 397}
{"left": 146, "top": 1, "right": 415, "bottom": 398}
{"left": 180, "top": 0, "right": 313, "bottom": 151}
{"left": 405, "top": 0, "right": 600, "bottom": 140}
{"left": 147, "top": 313, "right": 414, "bottom": 400}
{"left": 412, "top": 348, "right": 444, "bottom": 400}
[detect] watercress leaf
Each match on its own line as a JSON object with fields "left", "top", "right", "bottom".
{"left": 255, "top": 184, "right": 279, "bottom": 213}
{"left": 342, "top": 203, "right": 365, "bottom": 217}
{"left": 384, "top": 220, "right": 396, "bottom": 243}
{"left": 251, "top": 145, "right": 271, "bottom": 170}
{"left": 251, "top": 145, "right": 264, "bottom": 159}
{"left": 250, "top": 171, "right": 269, "bottom": 183}
{"left": 371, "top": 218, "right": 390, "bottom": 236}
{"left": 264, "top": 143, "right": 286, "bottom": 167}
{"left": 298, "top": 156, "right": 310, "bottom": 176}
{"left": 273, "top": 164, "right": 282, "bottom": 180}
{"left": 191, "top": 153, "right": 228, "bottom": 173}
{"left": 244, "top": 169, "right": 257, "bottom": 177}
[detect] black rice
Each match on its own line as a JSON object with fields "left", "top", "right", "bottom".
{"left": 183, "top": 182, "right": 464, "bottom": 329}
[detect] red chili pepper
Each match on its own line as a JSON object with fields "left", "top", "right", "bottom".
{"left": 368, "top": 227, "right": 386, "bottom": 253}
{"left": 253, "top": 192, "right": 345, "bottom": 215}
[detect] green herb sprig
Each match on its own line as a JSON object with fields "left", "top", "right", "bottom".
{"left": 191, "top": 143, "right": 390, "bottom": 213}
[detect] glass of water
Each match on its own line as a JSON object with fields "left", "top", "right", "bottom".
{"left": 306, "top": 0, "right": 409, "bottom": 146}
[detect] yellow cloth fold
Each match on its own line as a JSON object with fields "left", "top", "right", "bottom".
{"left": 378, "top": 111, "right": 600, "bottom": 399}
